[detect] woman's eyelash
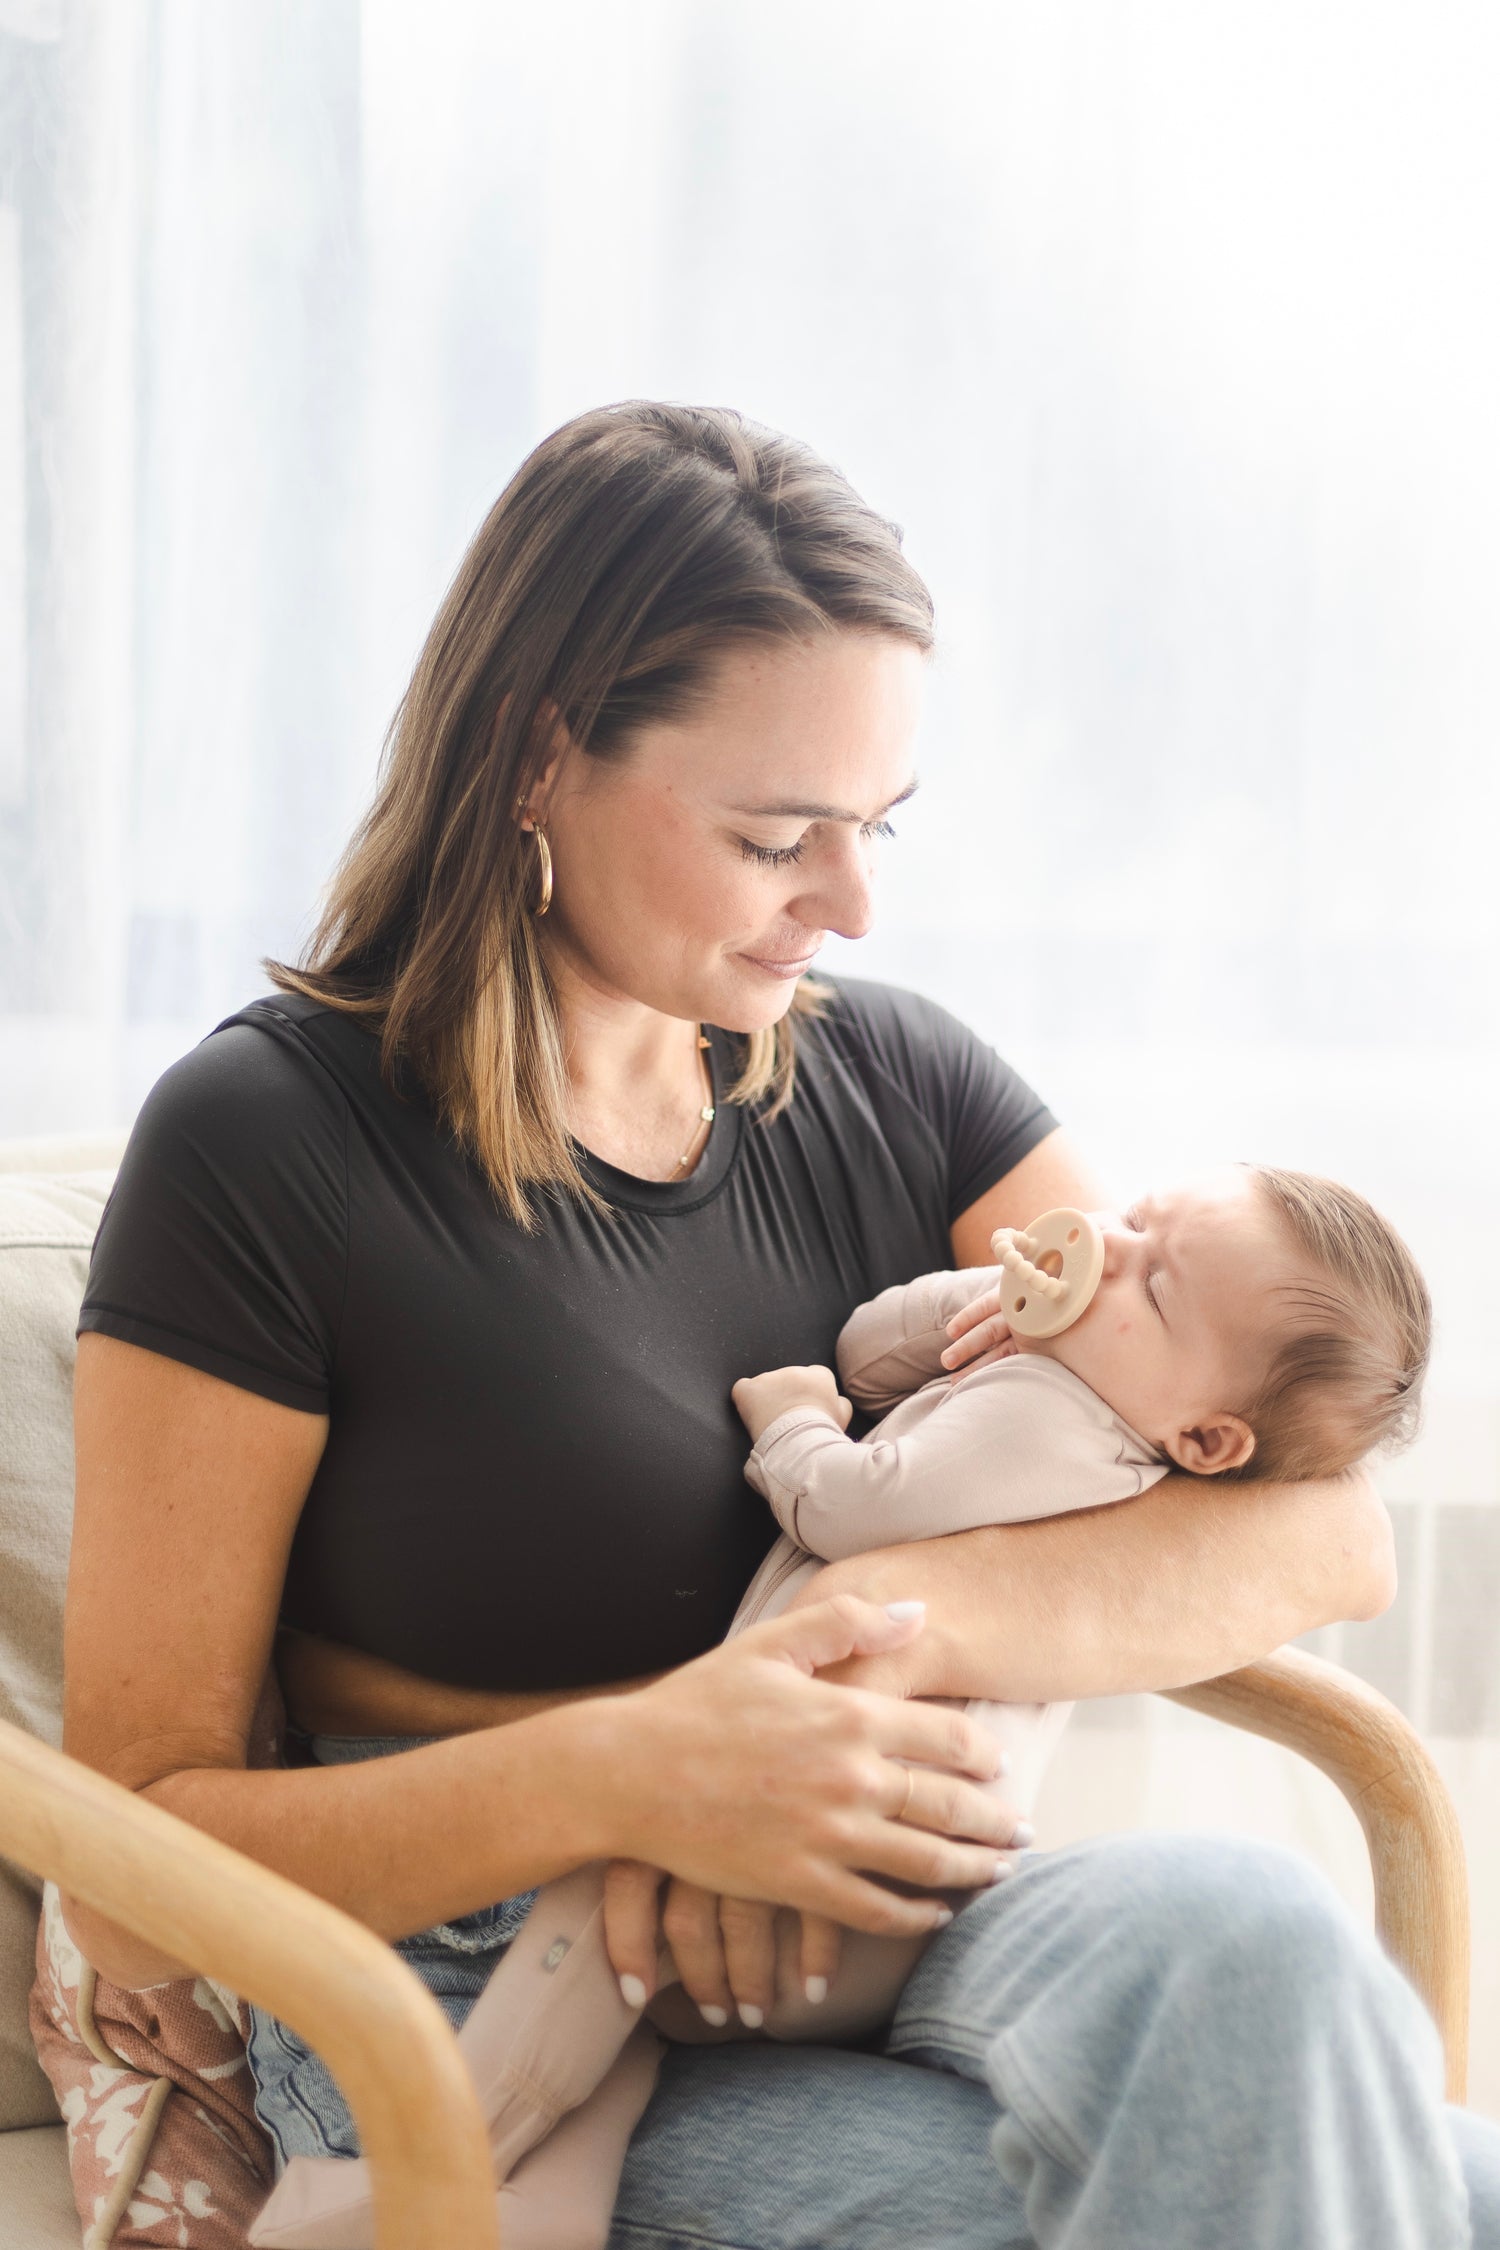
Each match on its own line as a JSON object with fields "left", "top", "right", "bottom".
{"left": 738, "top": 819, "right": 895, "bottom": 871}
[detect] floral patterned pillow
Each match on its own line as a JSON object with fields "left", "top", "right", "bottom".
{"left": 30, "top": 1883, "right": 273, "bottom": 2249}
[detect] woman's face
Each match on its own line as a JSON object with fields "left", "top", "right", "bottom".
{"left": 535, "top": 632, "right": 925, "bottom": 1031}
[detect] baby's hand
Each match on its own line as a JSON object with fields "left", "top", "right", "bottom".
{"left": 732, "top": 1365, "right": 853, "bottom": 1444}
{"left": 940, "top": 1278, "right": 1019, "bottom": 1376}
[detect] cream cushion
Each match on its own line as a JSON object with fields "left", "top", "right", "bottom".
{"left": 0, "top": 1137, "right": 127, "bottom": 2138}
{"left": 0, "top": 2126, "right": 77, "bottom": 2247}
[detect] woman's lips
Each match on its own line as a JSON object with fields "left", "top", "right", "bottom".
{"left": 738, "top": 948, "right": 820, "bottom": 980}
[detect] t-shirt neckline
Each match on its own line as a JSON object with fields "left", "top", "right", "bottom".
{"left": 576, "top": 1022, "right": 745, "bottom": 1214}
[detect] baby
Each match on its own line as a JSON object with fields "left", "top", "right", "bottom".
{"left": 737, "top": 1157, "right": 1431, "bottom": 1553}
{"left": 252, "top": 1161, "right": 1430, "bottom": 2250}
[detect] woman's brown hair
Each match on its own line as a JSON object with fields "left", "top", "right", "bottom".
{"left": 266, "top": 402, "right": 934, "bottom": 1223}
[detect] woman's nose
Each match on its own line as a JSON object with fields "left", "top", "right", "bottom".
{"left": 795, "top": 834, "right": 877, "bottom": 942}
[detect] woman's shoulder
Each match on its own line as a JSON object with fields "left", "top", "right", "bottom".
{"left": 131, "top": 993, "right": 351, "bottom": 1155}
{"left": 804, "top": 975, "right": 1000, "bottom": 1093}
{"left": 803, "top": 974, "right": 1058, "bottom": 1224}
{"left": 84, "top": 997, "right": 353, "bottom": 1409}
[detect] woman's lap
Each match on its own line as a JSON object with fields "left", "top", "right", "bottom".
{"left": 611, "top": 2041, "right": 1029, "bottom": 2250}
{"left": 246, "top": 1809, "right": 1500, "bottom": 2248}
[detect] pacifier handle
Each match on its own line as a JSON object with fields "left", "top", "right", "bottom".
{"left": 991, "top": 1207, "right": 1105, "bottom": 1340}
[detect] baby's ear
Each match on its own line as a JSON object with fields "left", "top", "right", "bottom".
{"left": 1167, "top": 1415, "right": 1256, "bottom": 1477}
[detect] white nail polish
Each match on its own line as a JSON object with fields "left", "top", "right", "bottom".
{"left": 1011, "top": 1820, "right": 1036, "bottom": 1850}
{"left": 930, "top": 1906, "right": 954, "bottom": 1928}
{"left": 699, "top": 2003, "right": 729, "bottom": 2027}
{"left": 804, "top": 1975, "right": 829, "bottom": 2005}
{"left": 738, "top": 2002, "right": 765, "bottom": 2028}
{"left": 619, "top": 1974, "right": 647, "bottom": 2009}
{"left": 884, "top": 1599, "right": 925, "bottom": 1621}
{"left": 989, "top": 1858, "right": 1015, "bottom": 1883}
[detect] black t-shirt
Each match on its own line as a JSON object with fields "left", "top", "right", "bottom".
{"left": 79, "top": 980, "right": 1056, "bottom": 1691}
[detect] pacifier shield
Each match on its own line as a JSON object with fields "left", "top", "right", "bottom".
{"left": 991, "top": 1207, "right": 1105, "bottom": 1340}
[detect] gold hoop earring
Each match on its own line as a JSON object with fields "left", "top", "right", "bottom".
{"left": 531, "top": 822, "right": 554, "bottom": 917}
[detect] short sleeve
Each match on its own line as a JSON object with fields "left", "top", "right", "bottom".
{"left": 822, "top": 980, "right": 1059, "bottom": 1224}
{"left": 78, "top": 1017, "right": 349, "bottom": 1412}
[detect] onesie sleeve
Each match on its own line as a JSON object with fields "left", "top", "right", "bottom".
{"left": 835, "top": 1267, "right": 1002, "bottom": 1413}
{"left": 78, "top": 1017, "right": 349, "bottom": 1412}
{"left": 745, "top": 1357, "right": 1168, "bottom": 1561}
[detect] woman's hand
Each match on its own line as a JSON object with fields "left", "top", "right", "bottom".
{"left": 939, "top": 1278, "right": 1018, "bottom": 1375}
{"left": 604, "top": 1870, "right": 846, "bottom": 2027}
{"left": 590, "top": 1593, "right": 1022, "bottom": 2005}
{"left": 732, "top": 1364, "right": 852, "bottom": 1444}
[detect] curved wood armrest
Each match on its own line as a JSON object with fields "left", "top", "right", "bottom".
{"left": 0, "top": 1718, "right": 498, "bottom": 2249}
{"left": 1164, "top": 1647, "right": 1470, "bottom": 2100}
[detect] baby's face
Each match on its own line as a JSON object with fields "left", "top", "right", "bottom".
{"left": 1023, "top": 1167, "right": 1298, "bottom": 1474}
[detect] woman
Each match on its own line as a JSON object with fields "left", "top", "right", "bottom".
{"left": 61, "top": 403, "right": 1499, "bottom": 2247}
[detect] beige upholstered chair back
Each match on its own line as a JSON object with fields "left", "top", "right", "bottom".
{"left": 0, "top": 1136, "right": 128, "bottom": 2130}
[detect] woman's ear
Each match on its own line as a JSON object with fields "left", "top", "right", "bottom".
{"left": 516, "top": 699, "right": 573, "bottom": 829}
{"left": 1166, "top": 1414, "right": 1256, "bottom": 1477}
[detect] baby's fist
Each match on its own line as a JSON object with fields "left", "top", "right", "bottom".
{"left": 732, "top": 1365, "right": 853, "bottom": 1444}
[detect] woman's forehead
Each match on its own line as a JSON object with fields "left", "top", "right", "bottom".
{"left": 636, "top": 634, "right": 925, "bottom": 796}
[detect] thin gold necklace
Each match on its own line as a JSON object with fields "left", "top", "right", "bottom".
{"left": 666, "top": 1028, "right": 716, "bottom": 1179}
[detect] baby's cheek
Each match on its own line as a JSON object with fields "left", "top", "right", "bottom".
{"left": 1048, "top": 1320, "right": 1147, "bottom": 1413}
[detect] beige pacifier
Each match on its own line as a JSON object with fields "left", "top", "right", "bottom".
{"left": 990, "top": 1207, "right": 1106, "bottom": 1340}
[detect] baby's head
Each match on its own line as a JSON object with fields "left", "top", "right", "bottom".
{"left": 1025, "top": 1166, "right": 1430, "bottom": 1481}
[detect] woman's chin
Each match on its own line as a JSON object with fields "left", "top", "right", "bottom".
{"left": 710, "top": 961, "right": 814, "bottom": 1033}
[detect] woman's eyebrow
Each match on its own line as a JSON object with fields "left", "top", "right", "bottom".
{"left": 728, "top": 778, "right": 919, "bottom": 822}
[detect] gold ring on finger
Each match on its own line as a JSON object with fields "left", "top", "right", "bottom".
{"left": 892, "top": 1764, "right": 916, "bottom": 1823}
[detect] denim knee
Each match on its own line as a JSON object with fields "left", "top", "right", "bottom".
{"left": 1093, "top": 1830, "right": 1411, "bottom": 2016}
{"left": 1092, "top": 1829, "right": 1347, "bottom": 1947}
{"left": 891, "top": 1829, "right": 1438, "bottom": 2083}
{"left": 1046, "top": 1829, "right": 1424, "bottom": 2039}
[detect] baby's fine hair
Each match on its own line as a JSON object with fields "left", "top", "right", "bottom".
{"left": 1233, "top": 1167, "right": 1431, "bottom": 1483}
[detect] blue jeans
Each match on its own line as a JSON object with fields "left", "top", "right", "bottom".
{"left": 246, "top": 1736, "right": 1500, "bottom": 2248}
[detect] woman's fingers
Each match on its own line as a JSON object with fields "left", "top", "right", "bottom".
{"left": 890, "top": 1762, "right": 1027, "bottom": 1850}
{"left": 854, "top": 1753, "right": 1034, "bottom": 1890}
{"left": 660, "top": 1878, "right": 735, "bottom": 2025}
{"left": 803, "top": 1865, "right": 959, "bottom": 1939}
{"left": 797, "top": 1911, "right": 842, "bottom": 2005}
{"left": 867, "top": 1693, "right": 1009, "bottom": 1783}
{"left": 602, "top": 1859, "right": 666, "bottom": 2007}
{"left": 740, "top": 1590, "right": 931, "bottom": 1679}
{"left": 717, "top": 1896, "right": 777, "bottom": 2026}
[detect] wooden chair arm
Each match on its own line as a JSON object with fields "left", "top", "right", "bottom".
{"left": 0, "top": 1718, "right": 499, "bottom": 2249}
{"left": 1164, "top": 1647, "right": 1470, "bottom": 2100}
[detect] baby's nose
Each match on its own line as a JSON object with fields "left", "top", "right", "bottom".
{"left": 1093, "top": 1214, "right": 1133, "bottom": 1277}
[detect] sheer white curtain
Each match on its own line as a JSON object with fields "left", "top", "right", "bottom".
{"left": 4, "top": 0, "right": 1498, "bottom": 2100}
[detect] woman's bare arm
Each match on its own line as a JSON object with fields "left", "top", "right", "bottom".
{"left": 949, "top": 1126, "right": 1112, "bottom": 1268}
{"left": 62, "top": 1335, "right": 619, "bottom": 1980}
{"left": 801, "top": 1466, "right": 1394, "bottom": 1702}
{"left": 64, "top": 1335, "right": 1014, "bottom": 1988}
